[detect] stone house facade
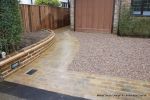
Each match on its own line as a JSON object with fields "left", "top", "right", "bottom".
{"left": 70, "top": 0, "right": 149, "bottom": 34}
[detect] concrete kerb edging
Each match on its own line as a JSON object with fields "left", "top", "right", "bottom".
{"left": 0, "top": 29, "right": 56, "bottom": 80}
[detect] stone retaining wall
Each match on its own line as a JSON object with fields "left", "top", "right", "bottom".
{"left": 0, "top": 30, "right": 55, "bottom": 80}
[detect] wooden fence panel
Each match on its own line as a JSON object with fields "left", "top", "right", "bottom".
{"left": 49, "top": 7, "right": 53, "bottom": 29}
{"left": 20, "top": 4, "right": 70, "bottom": 32}
{"left": 30, "top": 6, "right": 41, "bottom": 31}
{"left": 60, "top": 8, "right": 64, "bottom": 27}
{"left": 45, "top": 7, "right": 50, "bottom": 29}
{"left": 20, "top": 5, "right": 31, "bottom": 32}
{"left": 40, "top": 6, "right": 46, "bottom": 29}
{"left": 54, "top": 8, "right": 58, "bottom": 29}
{"left": 57, "top": 8, "right": 61, "bottom": 28}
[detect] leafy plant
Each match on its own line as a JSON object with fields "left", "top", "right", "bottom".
{"left": 35, "top": 0, "right": 61, "bottom": 7}
{"left": 0, "top": 0, "right": 23, "bottom": 53}
{"left": 119, "top": 7, "right": 150, "bottom": 37}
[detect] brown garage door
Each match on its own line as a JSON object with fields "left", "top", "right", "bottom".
{"left": 75, "top": 0, "right": 114, "bottom": 33}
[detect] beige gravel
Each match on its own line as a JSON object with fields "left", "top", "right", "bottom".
{"left": 68, "top": 32, "right": 150, "bottom": 81}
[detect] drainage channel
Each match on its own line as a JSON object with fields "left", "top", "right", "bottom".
{"left": 26, "top": 69, "right": 37, "bottom": 75}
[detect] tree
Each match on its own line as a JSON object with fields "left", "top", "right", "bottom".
{"left": 0, "top": 0, "right": 23, "bottom": 53}
{"left": 35, "top": 0, "right": 61, "bottom": 7}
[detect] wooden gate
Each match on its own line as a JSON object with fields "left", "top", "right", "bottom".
{"left": 75, "top": 0, "right": 114, "bottom": 33}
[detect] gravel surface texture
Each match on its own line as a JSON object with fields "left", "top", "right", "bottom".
{"left": 68, "top": 32, "right": 150, "bottom": 81}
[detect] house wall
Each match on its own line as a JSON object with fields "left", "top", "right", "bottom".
{"left": 20, "top": 0, "right": 34, "bottom": 4}
{"left": 70, "top": 0, "right": 132, "bottom": 33}
{"left": 119, "top": 0, "right": 150, "bottom": 37}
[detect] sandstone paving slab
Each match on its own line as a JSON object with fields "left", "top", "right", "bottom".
{"left": 3, "top": 27, "right": 150, "bottom": 100}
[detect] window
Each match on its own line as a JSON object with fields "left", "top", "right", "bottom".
{"left": 132, "top": 0, "right": 150, "bottom": 16}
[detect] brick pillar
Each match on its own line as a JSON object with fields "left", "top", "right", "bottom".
{"left": 113, "top": 0, "right": 131, "bottom": 34}
{"left": 113, "top": 0, "right": 121, "bottom": 34}
{"left": 70, "top": 0, "right": 74, "bottom": 30}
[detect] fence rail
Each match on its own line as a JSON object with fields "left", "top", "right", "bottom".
{"left": 20, "top": 4, "right": 70, "bottom": 32}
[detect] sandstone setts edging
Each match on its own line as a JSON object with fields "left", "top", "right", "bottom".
{"left": 0, "top": 30, "right": 55, "bottom": 79}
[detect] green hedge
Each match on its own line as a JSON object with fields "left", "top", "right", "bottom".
{"left": 0, "top": 0, "right": 23, "bottom": 53}
{"left": 118, "top": 8, "right": 150, "bottom": 37}
{"left": 35, "top": 0, "right": 61, "bottom": 7}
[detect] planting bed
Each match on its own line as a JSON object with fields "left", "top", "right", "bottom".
{"left": 19, "top": 30, "right": 50, "bottom": 49}
{"left": 0, "top": 30, "right": 50, "bottom": 61}
{"left": 0, "top": 30, "right": 55, "bottom": 79}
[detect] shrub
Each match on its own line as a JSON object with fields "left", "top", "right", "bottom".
{"left": 35, "top": 0, "right": 60, "bottom": 7}
{"left": 119, "top": 8, "right": 150, "bottom": 37}
{"left": 0, "top": 0, "right": 23, "bottom": 54}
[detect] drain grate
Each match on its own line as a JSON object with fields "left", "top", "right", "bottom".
{"left": 26, "top": 69, "right": 37, "bottom": 75}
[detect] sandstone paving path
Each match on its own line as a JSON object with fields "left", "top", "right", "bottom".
{"left": 2, "top": 27, "right": 150, "bottom": 100}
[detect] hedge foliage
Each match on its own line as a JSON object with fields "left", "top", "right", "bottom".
{"left": 0, "top": 0, "right": 23, "bottom": 53}
{"left": 119, "top": 8, "right": 150, "bottom": 37}
{"left": 35, "top": 0, "right": 61, "bottom": 7}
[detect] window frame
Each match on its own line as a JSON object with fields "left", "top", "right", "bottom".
{"left": 131, "top": 0, "right": 150, "bottom": 17}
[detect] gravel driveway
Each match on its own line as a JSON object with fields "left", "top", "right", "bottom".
{"left": 68, "top": 32, "right": 150, "bottom": 81}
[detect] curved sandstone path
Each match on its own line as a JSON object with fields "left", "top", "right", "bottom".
{"left": 4, "top": 27, "right": 150, "bottom": 100}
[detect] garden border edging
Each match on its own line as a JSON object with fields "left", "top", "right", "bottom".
{"left": 0, "top": 29, "right": 55, "bottom": 80}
